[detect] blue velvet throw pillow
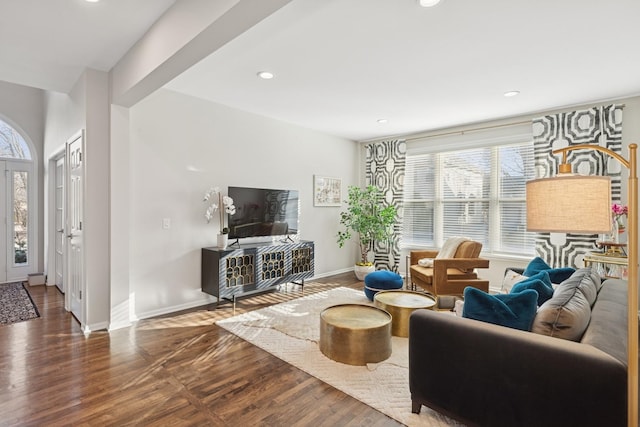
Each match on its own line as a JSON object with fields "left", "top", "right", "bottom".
{"left": 523, "top": 256, "right": 575, "bottom": 284}
{"left": 463, "top": 287, "right": 538, "bottom": 331}
{"left": 511, "top": 270, "right": 554, "bottom": 306}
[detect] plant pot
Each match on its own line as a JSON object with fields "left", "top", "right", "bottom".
{"left": 354, "top": 264, "right": 375, "bottom": 281}
{"left": 217, "top": 233, "right": 228, "bottom": 249}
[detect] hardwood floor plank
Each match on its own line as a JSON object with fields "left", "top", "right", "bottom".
{"left": 0, "top": 274, "right": 402, "bottom": 426}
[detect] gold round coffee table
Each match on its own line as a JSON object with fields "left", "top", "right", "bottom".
{"left": 374, "top": 290, "right": 437, "bottom": 337}
{"left": 319, "top": 304, "right": 392, "bottom": 366}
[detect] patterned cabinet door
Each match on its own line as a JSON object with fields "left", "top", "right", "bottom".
{"left": 290, "top": 241, "right": 314, "bottom": 282}
{"left": 256, "top": 241, "right": 314, "bottom": 288}
{"left": 220, "top": 247, "right": 258, "bottom": 299}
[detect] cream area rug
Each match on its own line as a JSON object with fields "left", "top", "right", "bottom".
{"left": 216, "top": 287, "right": 462, "bottom": 426}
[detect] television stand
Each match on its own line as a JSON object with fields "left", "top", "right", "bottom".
{"left": 201, "top": 240, "right": 314, "bottom": 310}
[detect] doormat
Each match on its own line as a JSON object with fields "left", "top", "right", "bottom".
{"left": 0, "top": 282, "right": 40, "bottom": 325}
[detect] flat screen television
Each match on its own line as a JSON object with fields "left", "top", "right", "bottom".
{"left": 227, "top": 186, "right": 299, "bottom": 239}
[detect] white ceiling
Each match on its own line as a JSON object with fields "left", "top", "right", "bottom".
{"left": 0, "top": 0, "right": 175, "bottom": 93}
{"left": 3, "top": 0, "right": 640, "bottom": 141}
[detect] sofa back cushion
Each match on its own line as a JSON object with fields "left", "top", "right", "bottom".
{"left": 581, "top": 278, "right": 628, "bottom": 365}
{"left": 531, "top": 268, "right": 599, "bottom": 341}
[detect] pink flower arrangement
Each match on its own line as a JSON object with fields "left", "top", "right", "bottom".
{"left": 612, "top": 203, "right": 628, "bottom": 233}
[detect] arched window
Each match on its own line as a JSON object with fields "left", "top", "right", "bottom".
{"left": 0, "top": 120, "right": 31, "bottom": 159}
{"left": 0, "top": 118, "right": 34, "bottom": 280}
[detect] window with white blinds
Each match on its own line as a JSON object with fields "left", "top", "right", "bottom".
{"left": 402, "top": 141, "right": 536, "bottom": 257}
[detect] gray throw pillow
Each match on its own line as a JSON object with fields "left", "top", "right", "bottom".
{"left": 531, "top": 269, "right": 597, "bottom": 341}
{"left": 555, "top": 267, "right": 601, "bottom": 306}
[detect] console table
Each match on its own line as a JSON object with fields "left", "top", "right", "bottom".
{"left": 201, "top": 240, "right": 314, "bottom": 309}
{"left": 583, "top": 252, "right": 628, "bottom": 279}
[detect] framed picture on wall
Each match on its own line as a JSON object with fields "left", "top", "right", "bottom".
{"left": 314, "top": 175, "right": 342, "bottom": 207}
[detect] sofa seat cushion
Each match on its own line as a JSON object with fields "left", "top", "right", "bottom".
{"left": 532, "top": 268, "right": 600, "bottom": 341}
{"left": 462, "top": 287, "right": 538, "bottom": 331}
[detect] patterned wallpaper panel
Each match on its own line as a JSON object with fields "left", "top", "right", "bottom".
{"left": 365, "top": 140, "right": 406, "bottom": 272}
{"left": 532, "top": 104, "right": 623, "bottom": 268}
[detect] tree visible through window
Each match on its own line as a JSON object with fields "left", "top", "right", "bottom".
{"left": 13, "top": 171, "right": 27, "bottom": 264}
{"left": 0, "top": 120, "right": 31, "bottom": 160}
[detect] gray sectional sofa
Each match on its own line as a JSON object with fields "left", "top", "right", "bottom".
{"left": 409, "top": 269, "right": 628, "bottom": 427}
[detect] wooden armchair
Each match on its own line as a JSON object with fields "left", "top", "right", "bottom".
{"left": 409, "top": 240, "right": 489, "bottom": 297}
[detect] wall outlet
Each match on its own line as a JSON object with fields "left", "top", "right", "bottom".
{"left": 162, "top": 218, "right": 171, "bottom": 229}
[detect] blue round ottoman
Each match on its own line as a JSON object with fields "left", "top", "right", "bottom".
{"left": 364, "top": 270, "right": 403, "bottom": 301}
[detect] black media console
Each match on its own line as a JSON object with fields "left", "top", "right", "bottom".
{"left": 201, "top": 240, "right": 314, "bottom": 309}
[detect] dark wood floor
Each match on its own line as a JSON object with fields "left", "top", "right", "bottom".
{"left": 0, "top": 274, "right": 402, "bottom": 426}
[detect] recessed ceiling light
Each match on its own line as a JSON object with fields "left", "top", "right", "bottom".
{"left": 377, "top": 119, "right": 388, "bottom": 124}
{"left": 85, "top": 0, "right": 100, "bottom": 3}
{"left": 504, "top": 90, "right": 520, "bottom": 97}
{"left": 418, "top": 0, "right": 442, "bottom": 7}
{"left": 257, "top": 71, "right": 274, "bottom": 80}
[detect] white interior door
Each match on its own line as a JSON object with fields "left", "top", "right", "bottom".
{"left": 54, "top": 157, "right": 65, "bottom": 292}
{"left": 67, "top": 132, "right": 84, "bottom": 322}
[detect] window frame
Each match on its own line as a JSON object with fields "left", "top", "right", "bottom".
{"left": 401, "top": 127, "right": 535, "bottom": 258}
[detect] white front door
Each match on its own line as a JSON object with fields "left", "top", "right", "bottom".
{"left": 1, "top": 160, "right": 32, "bottom": 283}
{"left": 67, "top": 132, "right": 84, "bottom": 322}
{"left": 54, "top": 157, "right": 65, "bottom": 292}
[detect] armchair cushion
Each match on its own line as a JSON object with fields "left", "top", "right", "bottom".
{"left": 417, "top": 238, "right": 479, "bottom": 269}
{"left": 462, "top": 287, "right": 538, "bottom": 331}
{"left": 523, "top": 257, "right": 575, "bottom": 284}
{"left": 409, "top": 240, "right": 489, "bottom": 296}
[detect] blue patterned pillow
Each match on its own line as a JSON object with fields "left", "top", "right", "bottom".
{"left": 511, "top": 271, "right": 554, "bottom": 306}
{"left": 523, "top": 257, "right": 575, "bottom": 284}
{"left": 463, "top": 287, "right": 538, "bottom": 331}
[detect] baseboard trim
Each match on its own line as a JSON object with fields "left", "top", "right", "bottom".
{"left": 126, "top": 270, "right": 353, "bottom": 323}
{"left": 312, "top": 267, "right": 354, "bottom": 279}
{"left": 136, "top": 295, "right": 218, "bottom": 321}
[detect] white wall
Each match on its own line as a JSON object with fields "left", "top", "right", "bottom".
{"left": 43, "top": 70, "right": 111, "bottom": 331}
{"left": 128, "top": 88, "right": 358, "bottom": 318}
{"left": 43, "top": 81, "right": 85, "bottom": 300}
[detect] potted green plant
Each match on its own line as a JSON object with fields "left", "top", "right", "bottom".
{"left": 337, "top": 185, "right": 397, "bottom": 280}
